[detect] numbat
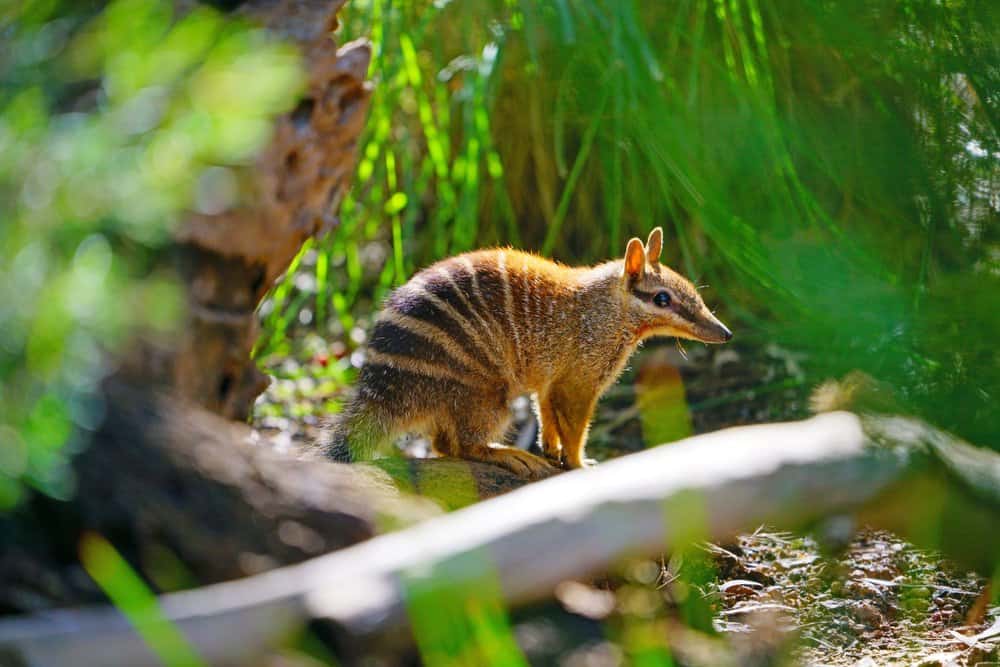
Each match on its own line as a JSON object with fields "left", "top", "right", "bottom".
{"left": 320, "top": 228, "right": 732, "bottom": 478}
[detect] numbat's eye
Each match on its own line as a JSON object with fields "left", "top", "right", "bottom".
{"left": 653, "top": 291, "right": 671, "bottom": 308}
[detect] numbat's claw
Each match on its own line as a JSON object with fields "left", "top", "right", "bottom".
{"left": 470, "top": 445, "right": 557, "bottom": 480}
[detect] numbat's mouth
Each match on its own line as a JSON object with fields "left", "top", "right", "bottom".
{"left": 683, "top": 308, "right": 733, "bottom": 344}
{"left": 645, "top": 315, "right": 732, "bottom": 344}
{"left": 695, "top": 315, "right": 733, "bottom": 343}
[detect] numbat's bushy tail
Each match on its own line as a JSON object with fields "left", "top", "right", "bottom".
{"left": 316, "top": 397, "right": 388, "bottom": 463}
{"left": 318, "top": 227, "right": 732, "bottom": 479}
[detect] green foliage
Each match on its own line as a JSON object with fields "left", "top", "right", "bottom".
{"left": 403, "top": 550, "right": 528, "bottom": 666}
{"left": 81, "top": 532, "right": 207, "bottom": 666}
{"left": 264, "top": 0, "right": 999, "bottom": 448}
{"left": 0, "top": 0, "right": 303, "bottom": 507}
{"left": 257, "top": 0, "right": 515, "bottom": 359}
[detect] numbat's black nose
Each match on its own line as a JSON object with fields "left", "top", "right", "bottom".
{"left": 700, "top": 312, "right": 733, "bottom": 343}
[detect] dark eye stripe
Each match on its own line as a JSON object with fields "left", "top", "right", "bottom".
{"left": 633, "top": 288, "right": 698, "bottom": 319}
{"left": 633, "top": 288, "right": 675, "bottom": 308}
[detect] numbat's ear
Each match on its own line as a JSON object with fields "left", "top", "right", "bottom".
{"left": 624, "top": 237, "right": 646, "bottom": 281}
{"left": 646, "top": 227, "right": 663, "bottom": 265}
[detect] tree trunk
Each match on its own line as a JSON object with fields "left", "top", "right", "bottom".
{"left": 133, "top": 0, "right": 372, "bottom": 420}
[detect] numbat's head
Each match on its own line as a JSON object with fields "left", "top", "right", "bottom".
{"left": 621, "top": 227, "right": 733, "bottom": 344}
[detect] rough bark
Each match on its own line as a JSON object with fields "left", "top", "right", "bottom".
{"left": 2, "top": 412, "right": 997, "bottom": 666}
{"left": 133, "top": 0, "right": 372, "bottom": 420}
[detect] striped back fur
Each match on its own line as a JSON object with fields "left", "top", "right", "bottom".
{"left": 368, "top": 249, "right": 606, "bottom": 397}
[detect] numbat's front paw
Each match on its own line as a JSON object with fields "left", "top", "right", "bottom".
{"left": 543, "top": 452, "right": 564, "bottom": 468}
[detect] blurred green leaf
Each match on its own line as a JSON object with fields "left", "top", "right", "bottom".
{"left": 385, "top": 191, "right": 409, "bottom": 214}
{"left": 403, "top": 550, "right": 528, "bottom": 667}
{"left": 1, "top": 0, "right": 304, "bottom": 506}
{"left": 81, "top": 533, "right": 207, "bottom": 667}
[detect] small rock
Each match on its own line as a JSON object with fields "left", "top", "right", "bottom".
{"left": 850, "top": 601, "right": 885, "bottom": 628}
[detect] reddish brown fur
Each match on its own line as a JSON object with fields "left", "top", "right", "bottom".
{"left": 319, "top": 228, "right": 732, "bottom": 478}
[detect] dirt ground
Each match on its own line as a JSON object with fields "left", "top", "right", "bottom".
{"left": 504, "top": 527, "right": 998, "bottom": 667}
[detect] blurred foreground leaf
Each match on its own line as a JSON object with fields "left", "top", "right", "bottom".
{"left": 0, "top": 0, "right": 303, "bottom": 506}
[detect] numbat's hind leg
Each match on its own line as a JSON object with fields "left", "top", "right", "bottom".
{"left": 464, "top": 443, "right": 557, "bottom": 479}
{"left": 433, "top": 391, "right": 556, "bottom": 479}
{"left": 445, "top": 400, "right": 557, "bottom": 479}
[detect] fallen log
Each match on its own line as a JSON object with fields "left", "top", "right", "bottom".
{"left": 0, "top": 380, "right": 531, "bottom": 615}
{"left": 2, "top": 411, "right": 996, "bottom": 666}
{"left": 68, "top": 382, "right": 438, "bottom": 580}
